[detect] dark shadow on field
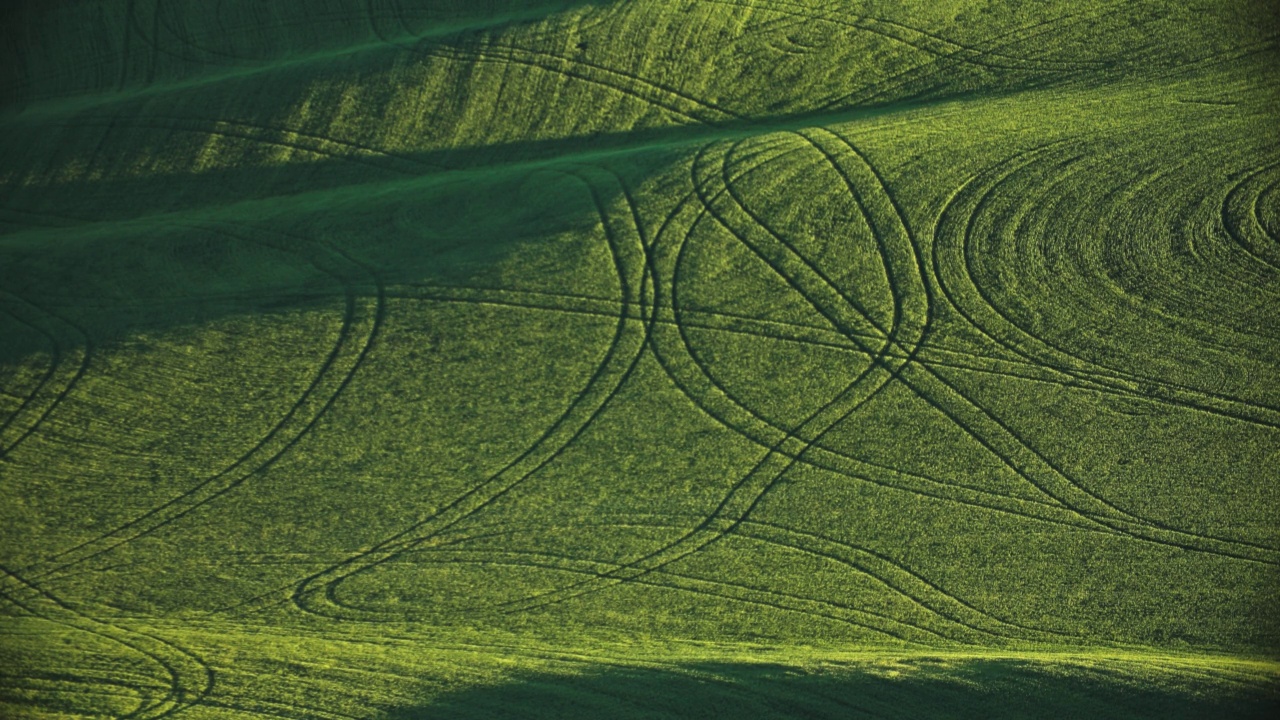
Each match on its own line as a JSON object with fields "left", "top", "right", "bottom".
{"left": 387, "top": 659, "right": 1280, "bottom": 720}
{"left": 0, "top": 0, "right": 1114, "bottom": 372}
{"left": 0, "top": 75, "right": 1016, "bottom": 228}
{"left": 0, "top": 121, "right": 666, "bottom": 367}
{"left": 0, "top": 84, "right": 717, "bottom": 362}
{"left": 0, "top": 0, "right": 624, "bottom": 108}
{"left": 0, "top": 81, "right": 1016, "bottom": 370}
{"left": 0, "top": 0, "right": 1089, "bottom": 225}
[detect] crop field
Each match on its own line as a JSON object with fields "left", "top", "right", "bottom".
{"left": 1, "top": 0, "right": 1279, "bottom": 717}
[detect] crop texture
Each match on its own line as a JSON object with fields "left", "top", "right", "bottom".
{"left": 1, "top": 1, "right": 1278, "bottom": 717}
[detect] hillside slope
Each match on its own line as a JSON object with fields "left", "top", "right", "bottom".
{"left": 1, "top": 1, "right": 1278, "bottom": 717}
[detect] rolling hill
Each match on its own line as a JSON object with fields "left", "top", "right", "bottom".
{"left": 1, "top": 1, "right": 1278, "bottom": 717}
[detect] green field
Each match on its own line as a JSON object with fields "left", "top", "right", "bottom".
{"left": 1, "top": 1, "right": 1278, "bottom": 717}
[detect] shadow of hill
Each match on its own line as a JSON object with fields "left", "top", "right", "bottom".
{"left": 0, "top": 0, "right": 623, "bottom": 108}
{"left": 0, "top": 81, "right": 1014, "bottom": 235}
{"left": 386, "top": 658, "right": 1280, "bottom": 720}
{"left": 0, "top": 141, "right": 626, "bottom": 367}
{"left": 0, "top": 89, "right": 981, "bottom": 370}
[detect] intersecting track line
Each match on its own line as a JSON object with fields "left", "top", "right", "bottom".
{"left": 26, "top": 223, "right": 385, "bottom": 584}
{"left": 6, "top": 270, "right": 1222, "bottom": 406}
{"left": 386, "top": 283, "right": 1172, "bottom": 397}
{"left": 285, "top": 165, "right": 653, "bottom": 620}
{"left": 28, "top": 127, "right": 1261, "bottom": 644}
{"left": 655, "top": 128, "right": 1274, "bottom": 609}
{"left": 519, "top": 144, "right": 1150, "bottom": 629}
{"left": 207, "top": 131, "right": 1273, "bottom": 637}
{"left": 495, "top": 133, "right": 984, "bottom": 636}
{"left": 378, "top": 275, "right": 1262, "bottom": 490}
{"left": 493, "top": 133, "right": 1062, "bottom": 644}
{"left": 148, "top": 113, "right": 444, "bottom": 172}
{"left": 567, "top": 130, "right": 1273, "bottom": 632}
{"left": 711, "top": 134, "right": 1265, "bottom": 560}
{"left": 831, "top": 133, "right": 1280, "bottom": 563}
{"left": 0, "top": 564, "right": 213, "bottom": 719}
{"left": 411, "top": 527, "right": 928, "bottom": 635}
{"left": 925, "top": 140, "right": 1280, "bottom": 562}
{"left": 301, "top": 165, "right": 650, "bottom": 609}
{"left": 1151, "top": 34, "right": 1280, "bottom": 81}
{"left": 656, "top": 135, "right": 1067, "bottom": 642}
{"left": 465, "top": 142, "right": 806, "bottom": 614}
{"left": 222, "top": 151, "right": 781, "bottom": 620}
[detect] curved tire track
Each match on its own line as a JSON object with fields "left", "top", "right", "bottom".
{"left": 0, "top": 293, "right": 92, "bottom": 463}
{"left": 27, "top": 223, "right": 385, "bottom": 583}
{"left": 288, "top": 165, "right": 653, "bottom": 620}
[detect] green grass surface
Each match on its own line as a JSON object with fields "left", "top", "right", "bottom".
{"left": 1, "top": 0, "right": 1278, "bottom": 717}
